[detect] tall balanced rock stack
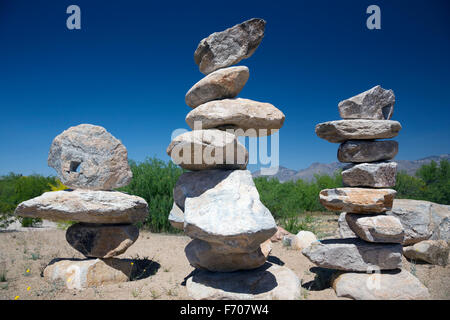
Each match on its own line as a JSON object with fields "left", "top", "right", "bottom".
{"left": 302, "top": 86, "right": 430, "bottom": 299}
{"left": 15, "top": 124, "right": 148, "bottom": 289}
{"left": 167, "top": 19, "right": 301, "bottom": 300}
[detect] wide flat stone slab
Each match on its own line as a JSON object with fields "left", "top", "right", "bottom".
{"left": 332, "top": 269, "right": 430, "bottom": 300}
{"left": 338, "top": 140, "right": 399, "bottom": 163}
{"left": 345, "top": 213, "right": 404, "bottom": 243}
{"left": 403, "top": 240, "right": 449, "bottom": 266}
{"left": 338, "top": 85, "right": 395, "bottom": 120}
{"left": 15, "top": 190, "right": 148, "bottom": 224}
{"left": 186, "top": 263, "right": 301, "bottom": 300}
{"left": 48, "top": 124, "right": 132, "bottom": 190}
{"left": 194, "top": 18, "right": 265, "bottom": 75}
{"left": 302, "top": 238, "right": 403, "bottom": 271}
{"left": 66, "top": 223, "right": 139, "bottom": 258}
{"left": 185, "top": 66, "right": 249, "bottom": 108}
{"left": 342, "top": 161, "right": 397, "bottom": 188}
{"left": 166, "top": 129, "right": 248, "bottom": 170}
{"left": 315, "top": 120, "right": 401, "bottom": 143}
{"left": 43, "top": 258, "right": 133, "bottom": 290}
{"left": 185, "top": 239, "right": 270, "bottom": 272}
{"left": 173, "top": 169, "right": 277, "bottom": 252}
{"left": 185, "top": 98, "right": 285, "bottom": 137}
{"left": 319, "top": 188, "right": 397, "bottom": 213}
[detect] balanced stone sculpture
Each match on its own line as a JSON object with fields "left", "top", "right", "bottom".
{"left": 303, "top": 86, "right": 430, "bottom": 300}
{"left": 167, "top": 18, "right": 300, "bottom": 300}
{"left": 15, "top": 124, "right": 148, "bottom": 289}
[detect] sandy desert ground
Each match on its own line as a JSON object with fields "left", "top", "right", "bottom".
{"left": 0, "top": 215, "right": 449, "bottom": 300}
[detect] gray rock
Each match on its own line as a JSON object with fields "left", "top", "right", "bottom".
{"left": 332, "top": 269, "right": 430, "bottom": 300}
{"left": 185, "top": 66, "right": 249, "bottom": 108}
{"left": 185, "top": 239, "right": 268, "bottom": 272}
{"left": 315, "top": 120, "right": 402, "bottom": 143}
{"left": 168, "top": 202, "right": 184, "bottom": 230}
{"left": 66, "top": 223, "right": 139, "bottom": 258}
{"left": 345, "top": 213, "right": 405, "bottom": 243}
{"left": 166, "top": 129, "right": 248, "bottom": 170}
{"left": 48, "top": 124, "right": 132, "bottom": 190}
{"left": 386, "top": 199, "right": 450, "bottom": 245}
{"left": 186, "top": 98, "right": 285, "bottom": 137}
{"left": 186, "top": 263, "right": 301, "bottom": 300}
{"left": 173, "top": 169, "right": 277, "bottom": 252}
{"left": 194, "top": 18, "right": 266, "bottom": 75}
{"left": 319, "top": 188, "right": 397, "bottom": 213}
{"left": 338, "top": 140, "right": 399, "bottom": 163}
{"left": 338, "top": 85, "right": 395, "bottom": 120}
{"left": 14, "top": 190, "right": 148, "bottom": 224}
{"left": 403, "top": 240, "right": 449, "bottom": 266}
{"left": 302, "top": 238, "right": 403, "bottom": 271}
{"left": 342, "top": 161, "right": 397, "bottom": 188}
{"left": 338, "top": 212, "right": 357, "bottom": 238}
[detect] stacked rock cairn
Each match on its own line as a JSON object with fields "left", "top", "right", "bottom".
{"left": 166, "top": 18, "right": 301, "bottom": 300}
{"left": 15, "top": 124, "right": 149, "bottom": 290}
{"left": 302, "top": 86, "right": 430, "bottom": 300}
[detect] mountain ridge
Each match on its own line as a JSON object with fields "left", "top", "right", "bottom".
{"left": 252, "top": 154, "right": 450, "bottom": 182}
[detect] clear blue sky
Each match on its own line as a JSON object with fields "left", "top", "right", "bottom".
{"left": 0, "top": 0, "right": 449, "bottom": 176}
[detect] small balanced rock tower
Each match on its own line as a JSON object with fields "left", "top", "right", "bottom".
{"left": 15, "top": 124, "right": 149, "bottom": 290}
{"left": 303, "top": 86, "right": 430, "bottom": 299}
{"left": 167, "top": 18, "right": 301, "bottom": 300}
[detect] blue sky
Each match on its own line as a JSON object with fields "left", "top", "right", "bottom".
{"left": 0, "top": 0, "right": 449, "bottom": 176}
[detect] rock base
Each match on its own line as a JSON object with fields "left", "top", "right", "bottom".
{"left": 332, "top": 269, "right": 430, "bottom": 300}
{"left": 43, "top": 258, "right": 133, "bottom": 290}
{"left": 186, "top": 263, "right": 300, "bottom": 300}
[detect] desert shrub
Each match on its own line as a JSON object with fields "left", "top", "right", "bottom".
{"left": 0, "top": 173, "right": 57, "bottom": 228}
{"left": 254, "top": 171, "right": 343, "bottom": 221}
{"left": 118, "top": 157, "right": 185, "bottom": 233}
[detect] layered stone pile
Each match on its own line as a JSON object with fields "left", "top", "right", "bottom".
{"left": 15, "top": 124, "right": 148, "bottom": 289}
{"left": 303, "top": 86, "right": 431, "bottom": 300}
{"left": 167, "top": 18, "right": 300, "bottom": 300}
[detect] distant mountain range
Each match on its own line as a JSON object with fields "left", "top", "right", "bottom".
{"left": 252, "top": 154, "right": 450, "bottom": 182}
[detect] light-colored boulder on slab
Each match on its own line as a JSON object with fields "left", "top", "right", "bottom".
{"left": 338, "top": 85, "right": 395, "bottom": 120}
{"left": 342, "top": 161, "right": 397, "bottom": 188}
{"left": 168, "top": 202, "right": 184, "bottom": 230}
{"left": 43, "top": 258, "right": 133, "bottom": 290}
{"left": 48, "top": 124, "right": 132, "bottom": 190}
{"left": 315, "top": 120, "right": 401, "bottom": 143}
{"left": 185, "top": 239, "right": 269, "bottom": 272}
{"left": 319, "top": 188, "right": 397, "bottom": 213}
{"left": 66, "top": 223, "right": 139, "bottom": 258}
{"left": 338, "top": 212, "right": 357, "bottom": 238}
{"left": 338, "top": 140, "right": 399, "bottom": 163}
{"left": 194, "top": 18, "right": 266, "bottom": 75}
{"left": 185, "top": 98, "right": 285, "bottom": 137}
{"left": 302, "top": 238, "right": 403, "bottom": 271}
{"left": 345, "top": 213, "right": 404, "bottom": 243}
{"left": 186, "top": 263, "right": 301, "bottom": 300}
{"left": 403, "top": 240, "right": 449, "bottom": 266}
{"left": 174, "top": 169, "right": 277, "bottom": 252}
{"left": 332, "top": 269, "right": 430, "bottom": 300}
{"left": 386, "top": 199, "right": 450, "bottom": 245}
{"left": 295, "top": 231, "right": 318, "bottom": 250}
{"left": 166, "top": 129, "right": 248, "bottom": 170}
{"left": 185, "top": 66, "right": 249, "bottom": 108}
{"left": 14, "top": 190, "right": 148, "bottom": 224}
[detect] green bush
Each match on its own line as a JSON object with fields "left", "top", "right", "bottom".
{"left": 0, "top": 173, "right": 56, "bottom": 228}
{"left": 118, "top": 157, "right": 185, "bottom": 233}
